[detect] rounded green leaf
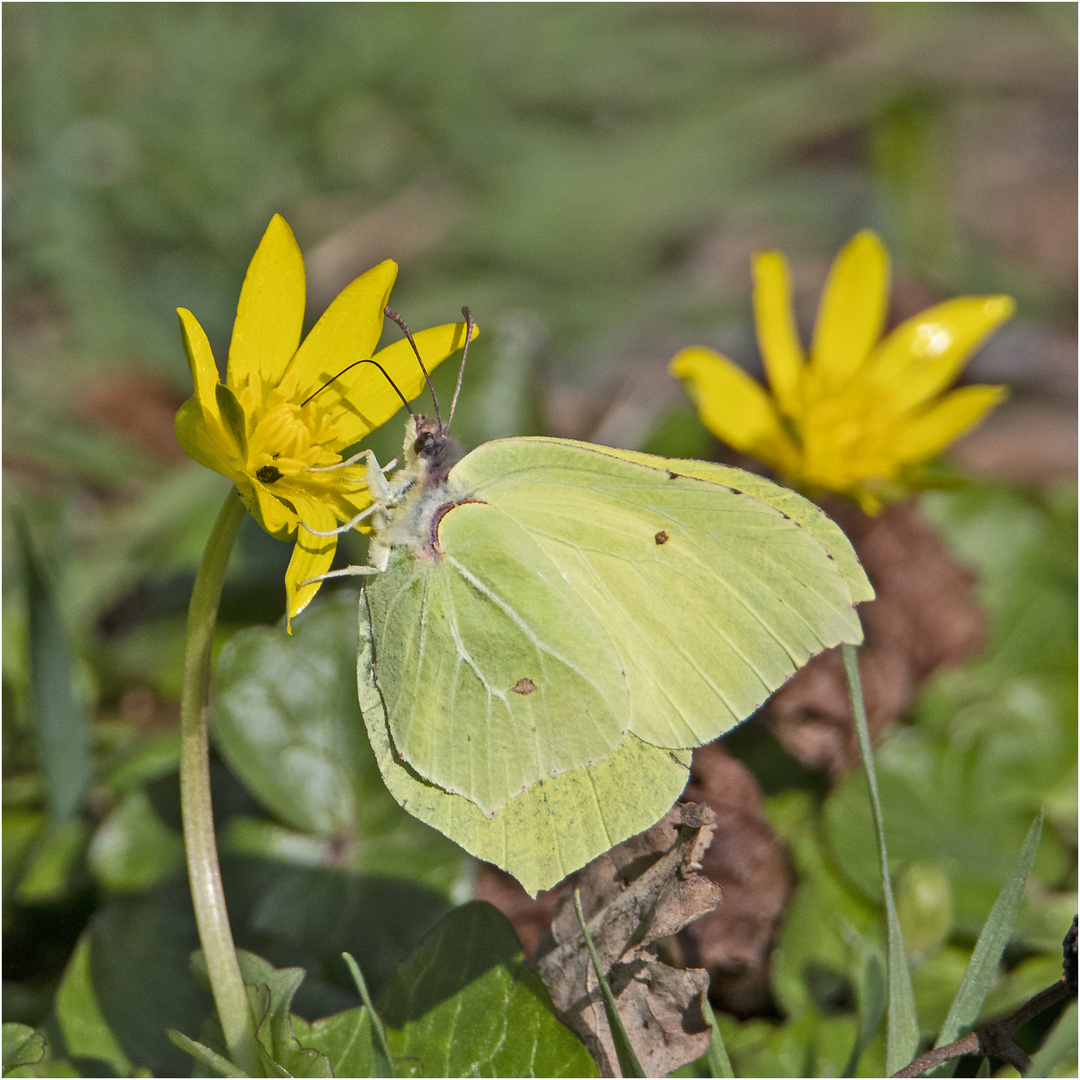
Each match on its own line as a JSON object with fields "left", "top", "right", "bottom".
{"left": 379, "top": 902, "right": 599, "bottom": 1078}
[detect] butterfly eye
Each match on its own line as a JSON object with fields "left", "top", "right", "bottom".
{"left": 413, "top": 431, "right": 437, "bottom": 457}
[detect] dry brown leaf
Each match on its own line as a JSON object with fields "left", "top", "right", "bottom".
{"left": 766, "top": 499, "right": 986, "bottom": 774}
{"left": 679, "top": 743, "right": 794, "bottom": 1017}
{"left": 534, "top": 802, "right": 722, "bottom": 1078}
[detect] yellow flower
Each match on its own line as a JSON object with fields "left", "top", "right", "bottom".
{"left": 670, "top": 231, "right": 1013, "bottom": 513}
{"left": 175, "top": 214, "right": 473, "bottom": 623}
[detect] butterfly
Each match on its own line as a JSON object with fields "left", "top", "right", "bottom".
{"left": 314, "top": 311, "right": 873, "bottom": 894}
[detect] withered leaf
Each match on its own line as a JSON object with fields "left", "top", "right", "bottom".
{"left": 767, "top": 499, "right": 986, "bottom": 774}
{"left": 679, "top": 742, "right": 793, "bottom": 1017}
{"left": 534, "top": 802, "right": 722, "bottom": 1078}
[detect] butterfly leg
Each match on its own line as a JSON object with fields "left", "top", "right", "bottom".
{"left": 304, "top": 449, "right": 400, "bottom": 481}
{"left": 299, "top": 501, "right": 379, "bottom": 537}
{"left": 300, "top": 564, "right": 381, "bottom": 586}
{"left": 299, "top": 450, "right": 401, "bottom": 537}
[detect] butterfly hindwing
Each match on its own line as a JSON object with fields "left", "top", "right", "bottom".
{"left": 359, "top": 591, "right": 691, "bottom": 896}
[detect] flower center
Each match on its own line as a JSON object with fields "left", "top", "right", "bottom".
{"left": 247, "top": 386, "right": 357, "bottom": 485}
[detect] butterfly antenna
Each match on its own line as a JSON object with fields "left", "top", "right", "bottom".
{"left": 446, "top": 307, "right": 474, "bottom": 430}
{"left": 299, "top": 358, "right": 413, "bottom": 413}
{"left": 384, "top": 307, "right": 441, "bottom": 425}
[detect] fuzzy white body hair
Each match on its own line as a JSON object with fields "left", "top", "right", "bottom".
{"left": 366, "top": 415, "right": 466, "bottom": 571}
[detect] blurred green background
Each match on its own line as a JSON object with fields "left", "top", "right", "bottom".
{"left": 4, "top": 2, "right": 1075, "bottom": 631}
{"left": 3, "top": 4, "right": 1076, "bottom": 1075}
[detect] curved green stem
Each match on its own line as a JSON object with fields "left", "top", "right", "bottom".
{"left": 180, "top": 490, "right": 261, "bottom": 1076}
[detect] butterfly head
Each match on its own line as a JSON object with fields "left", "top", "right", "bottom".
{"left": 403, "top": 414, "right": 464, "bottom": 488}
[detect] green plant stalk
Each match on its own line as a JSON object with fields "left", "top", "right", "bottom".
{"left": 180, "top": 491, "right": 261, "bottom": 1076}
{"left": 841, "top": 643, "right": 919, "bottom": 1074}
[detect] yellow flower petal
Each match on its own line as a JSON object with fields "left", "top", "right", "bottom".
{"left": 285, "top": 259, "right": 398, "bottom": 402}
{"left": 175, "top": 309, "right": 241, "bottom": 472}
{"left": 672, "top": 230, "right": 1013, "bottom": 513}
{"left": 669, "top": 346, "right": 795, "bottom": 467}
{"left": 867, "top": 295, "right": 1015, "bottom": 412}
{"left": 226, "top": 215, "right": 306, "bottom": 392}
{"left": 174, "top": 398, "right": 227, "bottom": 474}
{"left": 810, "top": 230, "right": 889, "bottom": 386}
{"left": 178, "top": 309, "right": 221, "bottom": 410}
{"left": 246, "top": 478, "right": 300, "bottom": 539}
{"left": 284, "top": 497, "right": 340, "bottom": 630}
{"left": 329, "top": 320, "right": 476, "bottom": 445}
{"left": 752, "top": 250, "right": 805, "bottom": 417}
{"left": 892, "top": 384, "right": 1008, "bottom": 464}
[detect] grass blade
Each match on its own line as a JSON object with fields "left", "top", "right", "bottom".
{"left": 342, "top": 952, "right": 396, "bottom": 1078}
{"left": 842, "top": 643, "right": 920, "bottom": 1073}
{"left": 933, "top": 812, "right": 1044, "bottom": 1051}
{"left": 24, "top": 525, "right": 91, "bottom": 822}
{"left": 701, "top": 997, "right": 734, "bottom": 1078}
{"left": 167, "top": 1029, "right": 251, "bottom": 1077}
{"left": 573, "top": 888, "right": 646, "bottom": 1078}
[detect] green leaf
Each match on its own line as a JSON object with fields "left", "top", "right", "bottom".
{"left": 293, "top": 1009, "right": 381, "bottom": 1080}
{"left": 14, "top": 819, "right": 90, "bottom": 904}
{"left": 228, "top": 858, "right": 453, "bottom": 1002}
{"left": 2, "top": 812, "right": 47, "bottom": 899}
{"left": 766, "top": 790, "right": 882, "bottom": 1022}
{"left": 212, "top": 592, "right": 465, "bottom": 894}
{"left": 718, "top": 1011, "right": 864, "bottom": 1079}
{"left": 895, "top": 862, "right": 955, "bottom": 960}
{"left": 186, "top": 949, "right": 391, "bottom": 1078}
{"left": 2, "top": 1024, "right": 46, "bottom": 1077}
{"left": 52, "top": 883, "right": 214, "bottom": 1077}
{"left": 234, "top": 951, "right": 333, "bottom": 1078}
{"left": 212, "top": 593, "right": 374, "bottom": 837}
{"left": 53, "top": 935, "right": 134, "bottom": 1077}
{"left": 87, "top": 789, "right": 185, "bottom": 892}
{"left": 1028, "top": 1000, "right": 1078, "bottom": 1079}
{"left": 934, "top": 812, "right": 1044, "bottom": 1051}
{"left": 842, "top": 644, "right": 920, "bottom": 1074}
{"left": 379, "top": 902, "right": 598, "bottom": 1078}
{"left": 842, "top": 941, "right": 886, "bottom": 1077}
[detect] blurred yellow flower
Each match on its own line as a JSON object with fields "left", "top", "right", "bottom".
{"left": 175, "top": 214, "right": 473, "bottom": 623}
{"left": 670, "top": 231, "right": 1013, "bottom": 513}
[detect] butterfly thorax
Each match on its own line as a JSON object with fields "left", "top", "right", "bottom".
{"left": 368, "top": 415, "right": 469, "bottom": 566}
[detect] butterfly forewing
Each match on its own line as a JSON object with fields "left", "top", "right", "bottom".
{"left": 454, "top": 437, "right": 866, "bottom": 749}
